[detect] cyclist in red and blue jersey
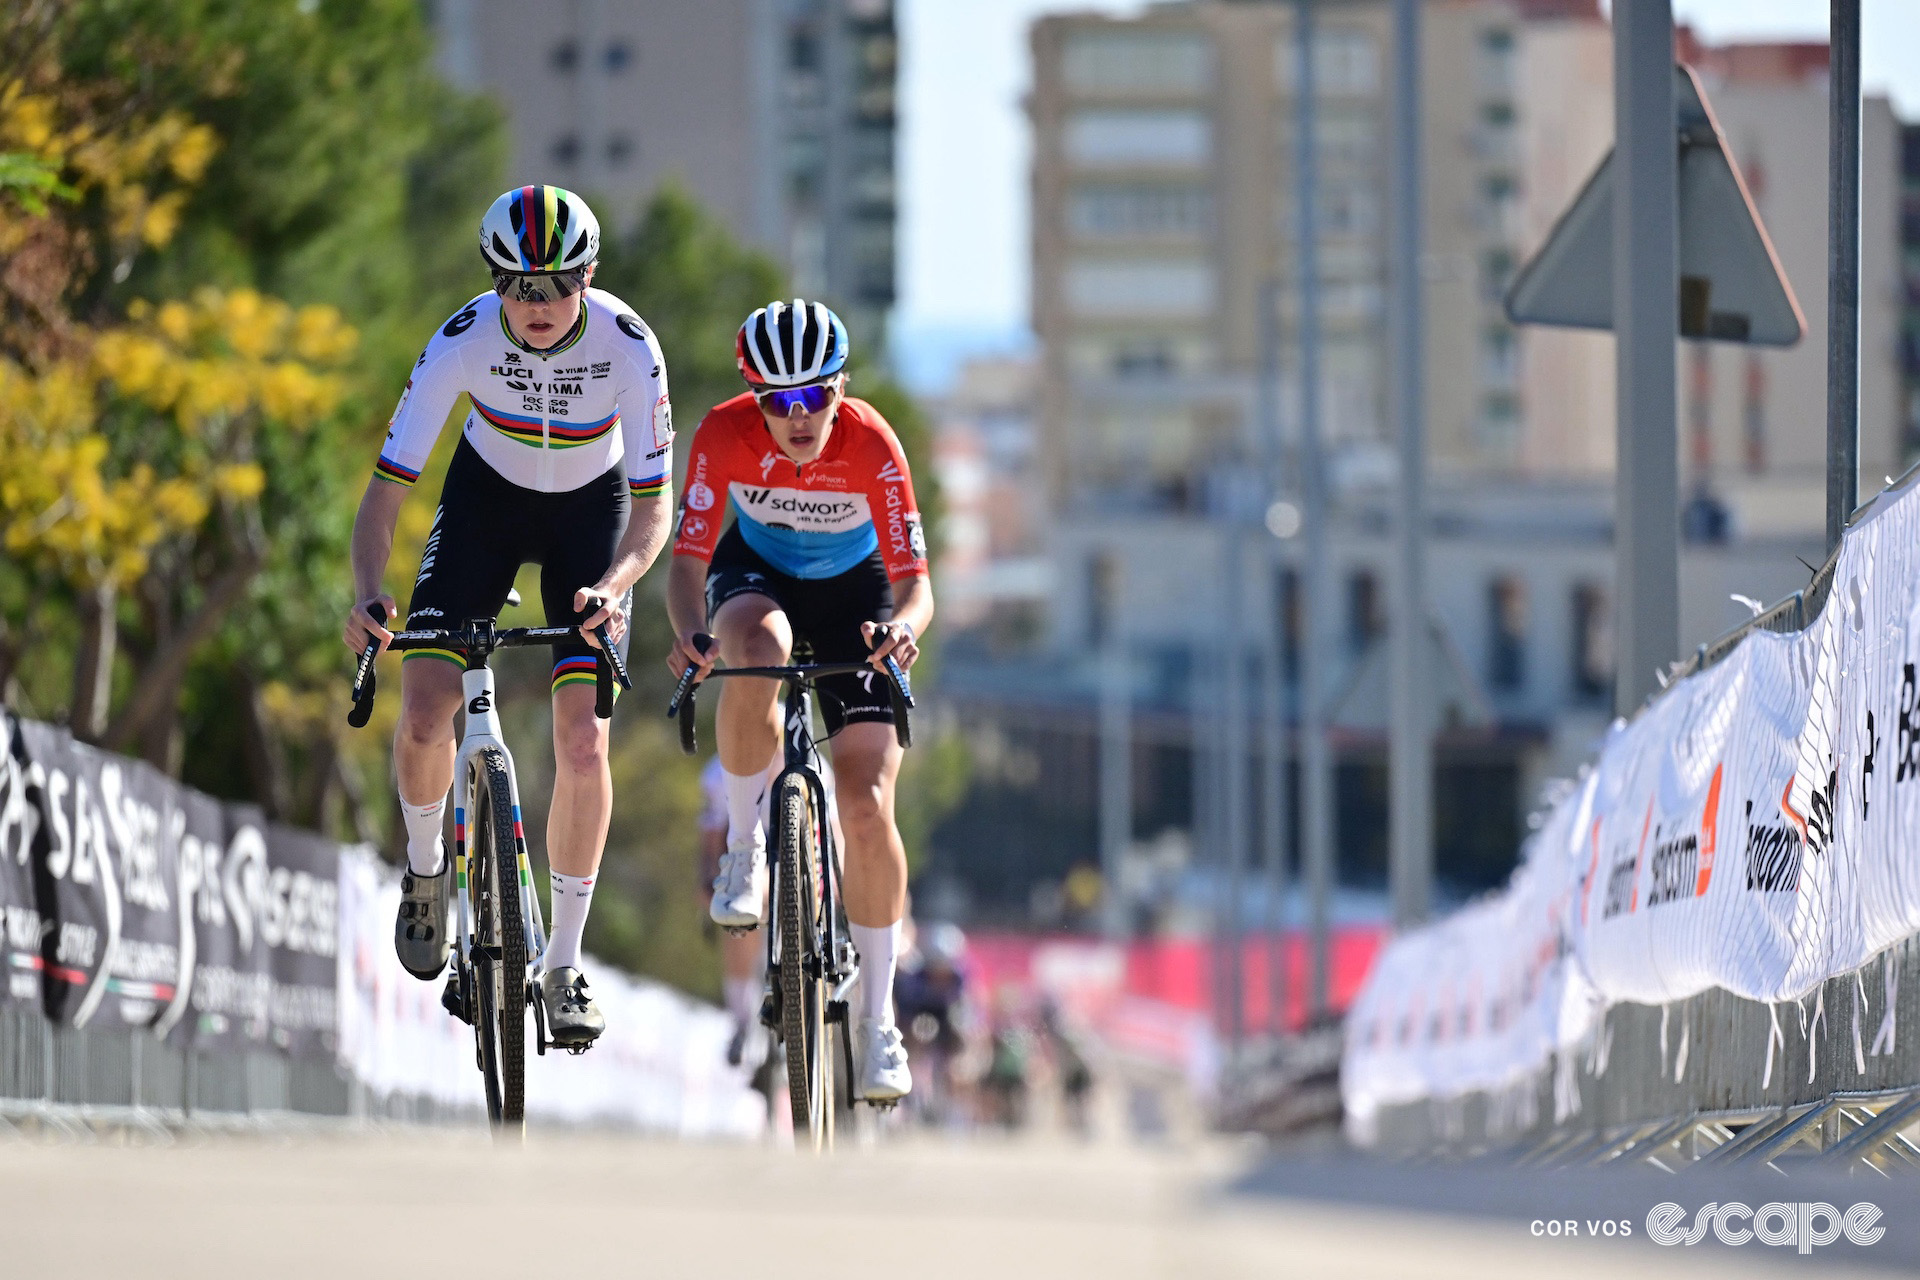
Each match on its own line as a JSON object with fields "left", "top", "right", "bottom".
{"left": 666, "top": 299, "right": 933, "bottom": 1102}
{"left": 342, "top": 186, "right": 675, "bottom": 1046}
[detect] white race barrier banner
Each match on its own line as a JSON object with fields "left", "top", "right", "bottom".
{"left": 336, "top": 849, "right": 765, "bottom": 1136}
{"left": 1344, "top": 472, "right": 1920, "bottom": 1138}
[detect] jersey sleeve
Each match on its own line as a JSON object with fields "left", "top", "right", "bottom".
{"left": 864, "top": 418, "right": 929, "bottom": 580}
{"left": 670, "top": 411, "right": 731, "bottom": 562}
{"left": 373, "top": 301, "right": 480, "bottom": 488}
{"left": 606, "top": 303, "right": 674, "bottom": 500}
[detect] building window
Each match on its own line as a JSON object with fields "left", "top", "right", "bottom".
{"left": 1063, "top": 259, "right": 1213, "bottom": 318}
{"left": 550, "top": 134, "right": 580, "bottom": 166}
{"left": 1062, "top": 31, "right": 1212, "bottom": 96}
{"left": 604, "top": 41, "right": 632, "bottom": 73}
{"left": 1347, "top": 569, "right": 1381, "bottom": 655}
{"left": 1274, "top": 28, "right": 1380, "bottom": 98}
{"left": 1488, "top": 576, "right": 1527, "bottom": 691}
{"left": 1571, "top": 582, "right": 1611, "bottom": 704}
{"left": 1067, "top": 183, "right": 1211, "bottom": 239}
{"left": 1480, "top": 248, "right": 1516, "bottom": 302}
{"left": 1481, "top": 325, "right": 1519, "bottom": 390}
{"left": 1062, "top": 109, "right": 1211, "bottom": 168}
{"left": 551, "top": 40, "right": 578, "bottom": 73}
{"left": 606, "top": 134, "right": 634, "bottom": 167}
{"left": 1088, "top": 552, "right": 1122, "bottom": 648}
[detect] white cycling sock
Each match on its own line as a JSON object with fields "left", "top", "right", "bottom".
{"left": 399, "top": 792, "right": 447, "bottom": 875}
{"left": 850, "top": 920, "right": 900, "bottom": 1024}
{"left": 545, "top": 871, "right": 596, "bottom": 972}
{"left": 724, "top": 977, "right": 759, "bottom": 1027}
{"left": 723, "top": 767, "right": 769, "bottom": 849}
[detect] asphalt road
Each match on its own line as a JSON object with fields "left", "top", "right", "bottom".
{"left": 0, "top": 1129, "right": 1895, "bottom": 1279}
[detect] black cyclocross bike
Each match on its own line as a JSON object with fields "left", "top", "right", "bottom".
{"left": 667, "top": 632, "right": 913, "bottom": 1151}
{"left": 347, "top": 603, "right": 632, "bottom": 1134}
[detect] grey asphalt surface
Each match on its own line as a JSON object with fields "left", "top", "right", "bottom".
{"left": 0, "top": 1129, "right": 1900, "bottom": 1278}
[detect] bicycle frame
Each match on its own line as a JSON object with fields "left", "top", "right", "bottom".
{"left": 764, "top": 677, "right": 855, "bottom": 1017}
{"left": 449, "top": 663, "right": 547, "bottom": 978}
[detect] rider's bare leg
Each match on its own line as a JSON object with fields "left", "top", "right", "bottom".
{"left": 394, "top": 657, "right": 463, "bottom": 872}
{"left": 544, "top": 682, "right": 610, "bottom": 971}
{"left": 713, "top": 593, "right": 790, "bottom": 835}
{"left": 833, "top": 722, "right": 908, "bottom": 1022}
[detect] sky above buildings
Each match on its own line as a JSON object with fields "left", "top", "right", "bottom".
{"left": 892, "top": 0, "right": 1920, "bottom": 392}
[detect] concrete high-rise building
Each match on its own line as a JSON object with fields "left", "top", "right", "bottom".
{"left": 427, "top": 0, "right": 897, "bottom": 346}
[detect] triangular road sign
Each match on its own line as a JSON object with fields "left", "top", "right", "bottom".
{"left": 1505, "top": 64, "right": 1805, "bottom": 347}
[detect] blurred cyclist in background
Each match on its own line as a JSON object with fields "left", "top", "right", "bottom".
{"left": 894, "top": 921, "right": 971, "bottom": 1125}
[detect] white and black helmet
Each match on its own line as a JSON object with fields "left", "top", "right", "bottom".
{"left": 478, "top": 185, "right": 600, "bottom": 275}
{"left": 735, "top": 298, "right": 850, "bottom": 389}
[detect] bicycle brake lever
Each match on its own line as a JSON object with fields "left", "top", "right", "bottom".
{"left": 348, "top": 602, "right": 387, "bottom": 729}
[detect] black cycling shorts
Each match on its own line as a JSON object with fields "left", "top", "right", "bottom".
{"left": 704, "top": 524, "right": 895, "bottom": 734}
{"left": 404, "top": 437, "right": 632, "bottom": 691}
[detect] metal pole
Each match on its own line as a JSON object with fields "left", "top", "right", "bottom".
{"left": 1258, "top": 279, "right": 1291, "bottom": 1034}
{"left": 1826, "top": 0, "right": 1862, "bottom": 554}
{"left": 1611, "top": 1, "right": 1679, "bottom": 717}
{"left": 1387, "top": 0, "right": 1430, "bottom": 929}
{"left": 1294, "top": 0, "right": 1336, "bottom": 1018}
{"left": 1098, "top": 570, "right": 1131, "bottom": 940}
{"left": 1221, "top": 528, "right": 1249, "bottom": 1061}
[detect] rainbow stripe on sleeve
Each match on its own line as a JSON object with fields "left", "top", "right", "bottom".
{"left": 628, "top": 473, "right": 668, "bottom": 498}
{"left": 374, "top": 456, "right": 420, "bottom": 487}
{"left": 551, "top": 654, "right": 601, "bottom": 694}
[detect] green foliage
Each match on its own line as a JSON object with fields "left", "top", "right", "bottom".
{"left": 588, "top": 183, "right": 787, "bottom": 433}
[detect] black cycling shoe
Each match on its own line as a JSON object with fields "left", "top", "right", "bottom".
{"left": 394, "top": 854, "right": 453, "bottom": 980}
{"left": 540, "top": 966, "right": 606, "bottom": 1047}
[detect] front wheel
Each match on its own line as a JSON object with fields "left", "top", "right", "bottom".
{"left": 775, "top": 774, "right": 833, "bottom": 1151}
{"left": 471, "top": 747, "right": 527, "bottom": 1136}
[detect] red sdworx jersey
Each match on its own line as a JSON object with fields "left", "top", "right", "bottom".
{"left": 672, "top": 394, "right": 928, "bottom": 581}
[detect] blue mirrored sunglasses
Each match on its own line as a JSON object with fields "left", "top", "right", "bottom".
{"left": 755, "top": 382, "right": 836, "bottom": 415}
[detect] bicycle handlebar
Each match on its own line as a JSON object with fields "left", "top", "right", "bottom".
{"left": 346, "top": 614, "right": 626, "bottom": 727}
{"left": 666, "top": 629, "right": 915, "bottom": 754}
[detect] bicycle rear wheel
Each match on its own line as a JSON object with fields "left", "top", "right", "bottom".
{"left": 471, "top": 747, "right": 527, "bottom": 1135}
{"left": 775, "top": 773, "right": 833, "bottom": 1150}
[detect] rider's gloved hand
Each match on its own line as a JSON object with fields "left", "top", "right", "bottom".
{"left": 574, "top": 587, "right": 627, "bottom": 648}
{"left": 863, "top": 621, "right": 919, "bottom": 670}
{"left": 667, "top": 629, "right": 717, "bottom": 680}
{"left": 344, "top": 594, "right": 398, "bottom": 653}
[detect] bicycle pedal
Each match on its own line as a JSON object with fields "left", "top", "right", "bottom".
{"left": 563, "top": 1041, "right": 593, "bottom": 1057}
{"left": 441, "top": 972, "right": 473, "bottom": 1025}
{"left": 723, "top": 925, "right": 757, "bottom": 938}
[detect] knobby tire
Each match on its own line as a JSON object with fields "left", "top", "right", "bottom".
{"left": 475, "top": 748, "right": 527, "bottom": 1135}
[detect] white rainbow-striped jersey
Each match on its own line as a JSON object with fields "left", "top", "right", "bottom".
{"left": 374, "top": 288, "right": 672, "bottom": 498}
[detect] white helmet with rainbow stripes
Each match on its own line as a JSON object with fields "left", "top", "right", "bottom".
{"left": 478, "top": 185, "right": 600, "bottom": 301}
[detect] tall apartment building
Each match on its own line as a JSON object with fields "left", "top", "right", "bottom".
{"left": 426, "top": 0, "right": 897, "bottom": 346}
{"left": 1030, "top": 0, "right": 1548, "bottom": 513}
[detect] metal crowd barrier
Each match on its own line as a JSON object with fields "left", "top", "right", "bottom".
{"left": 1369, "top": 916, "right": 1920, "bottom": 1172}
{"left": 1362, "top": 460, "right": 1920, "bottom": 1172}
{"left": 0, "top": 1007, "right": 370, "bottom": 1133}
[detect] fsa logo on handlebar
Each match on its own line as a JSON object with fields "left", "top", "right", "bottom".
{"left": 468, "top": 692, "right": 492, "bottom": 716}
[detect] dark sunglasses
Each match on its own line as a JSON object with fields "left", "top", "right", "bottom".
{"left": 755, "top": 382, "right": 838, "bottom": 415}
{"left": 491, "top": 269, "right": 590, "bottom": 303}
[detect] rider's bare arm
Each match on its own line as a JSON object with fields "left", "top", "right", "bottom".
{"left": 864, "top": 572, "right": 933, "bottom": 670}
{"left": 665, "top": 551, "right": 715, "bottom": 676}
{"left": 577, "top": 487, "right": 675, "bottom": 645}
{"left": 343, "top": 476, "right": 407, "bottom": 652}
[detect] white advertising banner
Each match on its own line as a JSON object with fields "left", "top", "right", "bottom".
{"left": 1344, "top": 472, "right": 1920, "bottom": 1135}
{"left": 336, "top": 848, "right": 764, "bottom": 1137}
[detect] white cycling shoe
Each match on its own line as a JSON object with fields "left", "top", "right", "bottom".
{"left": 855, "top": 1016, "right": 912, "bottom": 1102}
{"left": 709, "top": 843, "right": 768, "bottom": 929}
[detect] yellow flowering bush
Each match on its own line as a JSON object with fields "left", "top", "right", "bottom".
{"left": 0, "top": 290, "right": 357, "bottom": 593}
